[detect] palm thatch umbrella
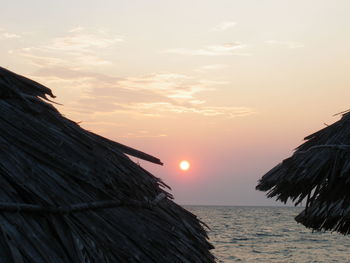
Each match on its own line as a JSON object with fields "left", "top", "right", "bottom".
{"left": 256, "top": 111, "right": 350, "bottom": 234}
{"left": 0, "top": 66, "right": 215, "bottom": 262}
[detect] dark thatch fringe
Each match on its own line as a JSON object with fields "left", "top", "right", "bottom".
{"left": 0, "top": 193, "right": 167, "bottom": 214}
{"left": 257, "top": 110, "right": 350, "bottom": 235}
{"left": 0, "top": 67, "right": 215, "bottom": 262}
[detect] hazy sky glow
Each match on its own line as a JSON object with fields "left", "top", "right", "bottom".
{"left": 2, "top": 0, "right": 350, "bottom": 205}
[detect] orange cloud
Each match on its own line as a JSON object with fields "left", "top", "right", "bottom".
{"left": 162, "top": 42, "right": 249, "bottom": 56}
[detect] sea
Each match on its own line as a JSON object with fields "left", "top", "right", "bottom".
{"left": 185, "top": 206, "right": 350, "bottom": 263}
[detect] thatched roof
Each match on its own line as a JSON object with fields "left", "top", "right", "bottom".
{"left": 0, "top": 67, "right": 215, "bottom": 262}
{"left": 256, "top": 111, "right": 350, "bottom": 234}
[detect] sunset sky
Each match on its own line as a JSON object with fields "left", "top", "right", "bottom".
{"left": 2, "top": 0, "right": 350, "bottom": 205}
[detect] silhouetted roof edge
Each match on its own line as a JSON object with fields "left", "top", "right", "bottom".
{"left": 257, "top": 111, "right": 350, "bottom": 234}
{"left": 0, "top": 66, "right": 163, "bottom": 165}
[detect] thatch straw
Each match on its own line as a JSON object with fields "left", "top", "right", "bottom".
{"left": 0, "top": 67, "right": 215, "bottom": 262}
{"left": 256, "top": 111, "right": 350, "bottom": 234}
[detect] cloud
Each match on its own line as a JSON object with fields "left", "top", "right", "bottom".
{"left": 211, "top": 21, "right": 237, "bottom": 32}
{"left": 265, "top": 40, "right": 304, "bottom": 49}
{"left": 2, "top": 32, "right": 20, "bottom": 39}
{"left": 163, "top": 42, "right": 249, "bottom": 56}
{"left": 12, "top": 27, "right": 124, "bottom": 68}
{"left": 0, "top": 28, "right": 21, "bottom": 39}
{"left": 68, "top": 26, "right": 84, "bottom": 33}
{"left": 18, "top": 53, "right": 69, "bottom": 68}
{"left": 118, "top": 131, "right": 168, "bottom": 138}
{"left": 115, "top": 102, "right": 253, "bottom": 118}
{"left": 47, "top": 30, "right": 123, "bottom": 52}
{"left": 31, "top": 67, "right": 254, "bottom": 120}
{"left": 7, "top": 26, "right": 255, "bottom": 138}
{"left": 116, "top": 73, "right": 211, "bottom": 100}
{"left": 195, "top": 64, "right": 229, "bottom": 72}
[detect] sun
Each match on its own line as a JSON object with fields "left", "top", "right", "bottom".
{"left": 179, "top": 160, "right": 190, "bottom": 171}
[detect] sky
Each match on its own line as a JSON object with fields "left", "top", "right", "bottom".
{"left": 1, "top": 0, "right": 350, "bottom": 205}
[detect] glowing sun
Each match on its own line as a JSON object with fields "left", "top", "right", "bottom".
{"left": 179, "top": 160, "right": 190, "bottom": 171}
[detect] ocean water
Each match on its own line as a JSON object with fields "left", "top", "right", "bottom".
{"left": 185, "top": 206, "right": 350, "bottom": 263}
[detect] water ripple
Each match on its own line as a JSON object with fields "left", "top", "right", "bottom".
{"left": 185, "top": 206, "right": 350, "bottom": 262}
